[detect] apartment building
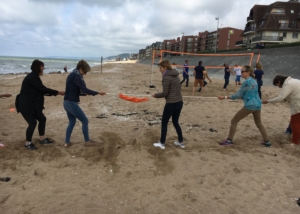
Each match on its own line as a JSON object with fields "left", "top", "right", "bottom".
{"left": 138, "top": 49, "right": 146, "bottom": 59}
{"left": 236, "top": 0, "right": 300, "bottom": 47}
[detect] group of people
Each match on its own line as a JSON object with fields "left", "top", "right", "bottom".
{"left": 1, "top": 59, "right": 299, "bottom": 151}
{"left": 14, "top": 59, "right": 105, "bottom": 150}
{"left": 153, "top": 60, "right": 300, "bottom": 148}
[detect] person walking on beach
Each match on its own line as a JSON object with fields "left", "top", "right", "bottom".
{"left": 262, "top": 75, "right": 300, "bottom": 145}
{"left": 63, "top": 60, "right": 106, "bottom": 148}
{"left": 234, "top": 64, "right": 242, "bottom": 87}
{"left": 152, "top": 60, "right": 184, "bottom": 150}
{"left": 254, "top": 62, "right": 264, "bottom": 99}
{"left": 15, "top": 59, "right": 65, "bottom": 150}
{"left": 64, "top": 65, "right": 67, "bottom": 73}
{"left": 180, "top": 60, "right": 189, "bottom": 87}
{"left": 193, "top": 61, "right": 205, "bottom": 96}
{"left": 223, "top": 63, "right": 234, "bottom": 90}
{"left": 198, "top": 68, "right": 212, "bottom": 93}
{"left": 218, "top": 65, "right": 271, "bottom": 147}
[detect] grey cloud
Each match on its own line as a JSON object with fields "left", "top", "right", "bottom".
{"left": 0, "top": 0, "right": 280, "bottom": 58}
{"left": 28, "top": 0, "right": 138, "bottom": 7}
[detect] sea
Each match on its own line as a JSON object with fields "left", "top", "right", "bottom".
{"left": 0, "top": 56, "right": 104, "bottom": 74}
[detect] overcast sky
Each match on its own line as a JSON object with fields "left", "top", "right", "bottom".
{"left": 0, "top": 0, "right": 284, "bottom": 58}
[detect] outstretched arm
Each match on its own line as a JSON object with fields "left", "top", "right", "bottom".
{"left": 0, "top": 94, "right": 12, "bottom": 98}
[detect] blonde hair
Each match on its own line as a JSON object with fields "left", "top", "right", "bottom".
{"left": 243, "top": 65, "right": 255, "bottom": 78}
{"left": 256, "top": 62, "right": 263, "bottom": 70}
{"left": 158, "top": 60, "right": 172, "bottom": 70}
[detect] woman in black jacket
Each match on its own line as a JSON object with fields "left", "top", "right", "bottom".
{"left": 16, "top": 59, "right": 65, "bottom": 150}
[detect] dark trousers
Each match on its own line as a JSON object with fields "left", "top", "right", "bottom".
{"left": 160, "top": 101, "right": 183, "bottom": 144}
{"left": 286, "top": 124, "right": 292, "bottom": 133}
{"left": 223, "top": 77, "right": 229, "bottom": 89}
{"left": 198, "top": 80, "right": 208, "bottom": 92}
{"left": 21, "top": 111, "right": 46, "bottom": 141}
{"left": 257, "top": 80, "right": 263, "bottom": 99}
{"left": 180, "top": 75, "right": 189, "bottom": 86}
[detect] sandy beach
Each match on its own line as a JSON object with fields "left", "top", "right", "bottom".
{"left": 0, "top": 62, "right": 300, "bottom": 214}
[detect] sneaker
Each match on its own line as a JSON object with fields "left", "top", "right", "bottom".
{"left": 25, "top": 143, "right": 37, "bottom": 150}
{"left": 174, "top": 141, "right": 185, "bottom": 148}
{"left": 219, "top": 139, "right": 233, "bottom": 146}
{"left": 64, "top": 142, "right": 73, "bottom": 148}
{"left": 261, "top": 141, "right": 271, "bottom": 147}
{"left": 84, "top": 140, "right": 97, "bottom": 146}
{"left": 284, "top": 130, "right": 292, "bottom": 135}
{"left": 39, "top": 138, "right": 53, "bottom": 144}
{"left": 153, "top": 142, "right": 165, "bottom": 150}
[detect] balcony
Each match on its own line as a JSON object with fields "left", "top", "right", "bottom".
{"left": 252, "top": 36, "right": 283, "bottom": 43}
{"left": 206, "top": 41, "right": 215, "bottom": 45}
{"left": 244, "top": 26, "right": 256, "bottom": 34}
{"left": 235, "top": 40, "right": 247, "bottom": 46}
{"left": 279, "top": 23, "right": 290, "bottom": 29}
{"left": 247, "top": 16, "right": 255, "bottom": 22}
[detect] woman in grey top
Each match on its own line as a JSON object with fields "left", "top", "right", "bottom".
{"left": 152, "top": 60, "right": 184, "bottom": 149}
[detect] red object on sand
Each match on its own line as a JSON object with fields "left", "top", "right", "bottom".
{"left": 119, "top": 94, "right": 149, "bottom": 103}
{"left": 0, "top": 143, "right": 5, "bottom": 148}
{"left": 9, "top": 108, "right": 15, "bottom": 112}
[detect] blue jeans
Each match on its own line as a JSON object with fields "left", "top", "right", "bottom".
{"left": 64, "top": 100, "right": 89, "bottom": 143}
{"left": 223, "top": 77, "right": 229, "bottom": 89}
{"left": 180, "top": 75, "right": 189, "bottom": 86}
{"left": 235, "top": 75, "right": 241, "bottom": 82}
{"left": 160, "top": 101, "right": 183, "bottom": 144}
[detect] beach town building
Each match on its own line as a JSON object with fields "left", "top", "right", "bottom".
{"left": 145, "top": 46, "right": 152, "bottom": 58}
{"left": 200, "top": 27, "right": 243, "bottom": 51}
{"left": 139, "top": 49, "right": 146, "bottom": 59}
{"left": 236, "top": 0, "right": 300, "bottom": 48}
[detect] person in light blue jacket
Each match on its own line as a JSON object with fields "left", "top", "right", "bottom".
{"left": 218, "top": 65, "right": 271, "bottom": 147}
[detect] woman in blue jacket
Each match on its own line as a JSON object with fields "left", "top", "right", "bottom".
{"left": 63, "top": 60, "right": 106, "bottom": 147}
{"left": 218, "top": 65, "right": 270, "bottom": 147}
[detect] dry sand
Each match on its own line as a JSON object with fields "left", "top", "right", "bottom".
{"left": 0, "top": 62, "right": 300, "bottom": 214}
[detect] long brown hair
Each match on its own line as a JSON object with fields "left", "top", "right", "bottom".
{"left": 243, "top": 65, "right": 255, "bottom": 78}
{"left": 273, "top": 75, "right": 288, "bottom": 86}
{"left": 158, "top": 60, "right": 172, "bottom": 70}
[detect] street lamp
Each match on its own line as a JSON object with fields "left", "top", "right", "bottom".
{"left": 215, "top": 17, "right": 219, "bottom": 53}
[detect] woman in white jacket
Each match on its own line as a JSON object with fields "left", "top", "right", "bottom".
{"left": 262, "top": 75, "right": 300, "bottom": 145}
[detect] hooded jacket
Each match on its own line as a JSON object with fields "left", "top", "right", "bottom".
{"left": 155, "top": 69, "right": 183, "bottom": 103}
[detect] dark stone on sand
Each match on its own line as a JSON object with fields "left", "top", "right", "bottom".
{"left": 0, "top": 177, "right": 11, "bottom": 182}
{"left": 297, "top": 198, "right": 300, "bottom": 206}
{"left": 49, "top": 71, "right": 62, "bottom": 74}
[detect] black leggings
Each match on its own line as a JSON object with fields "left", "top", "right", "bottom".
{"left": 160, "top": 101, "right": 183, "bottom": 144}
{"left": 21, "top": 111, "right": 46, "bottom": 141}
{"left": 257, "top": 80, "right": 263, "bottom": 99}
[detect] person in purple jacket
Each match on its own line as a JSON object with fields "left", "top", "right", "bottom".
{"left": 63, "top": 60, "right": 106, "bottom": 147}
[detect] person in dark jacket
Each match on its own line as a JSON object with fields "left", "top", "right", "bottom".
{"left": 16, "top": 59, "right": 65, "bottom": 150}
{"left": 63, "top": 60, "right": 106, "bottom": 148}
{"left": 152, "top": 60, "right": 184, "bottom": 150}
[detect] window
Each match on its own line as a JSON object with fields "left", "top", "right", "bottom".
{"left": 283, "top": 32, "right": 287, "bottom": 37}
{"left": 293, "top": 21, "right": 296, "bottom": 26}
{"left": 292, "top": 33, "right": 298, "bottom": 38}
{"left": 271, "top": 8, "right": 285, "bottom": 14}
